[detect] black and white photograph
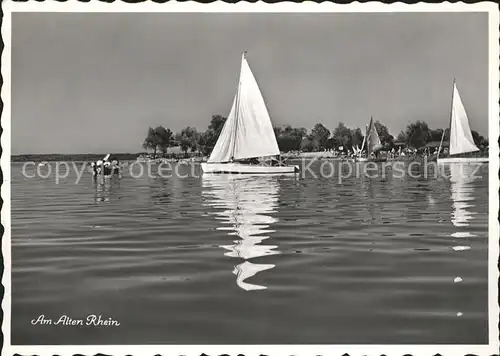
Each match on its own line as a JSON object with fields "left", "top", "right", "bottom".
{"left": 1, "top": 1, "right": 499, "bottom": 355}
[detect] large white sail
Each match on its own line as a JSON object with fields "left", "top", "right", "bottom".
{"left": 449, "top": 83, "right": 479, "bottom": 155}
{"left": 208, "top": 53, "right": 280, "bottom": 163}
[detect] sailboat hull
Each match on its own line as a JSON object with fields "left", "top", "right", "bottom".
{"left": 354, "top": 157, "right": 369, "bottom": 162}
{"left": 201, "top": 163, "right": 299, "bottom": 175}
{"left": 353, "top": 157, "right": 387, "bottom": 163}
{"left": 437, "top": 157, "right": 489, "bottom": 164}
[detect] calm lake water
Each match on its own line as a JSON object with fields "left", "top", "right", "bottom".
{"left": 11, "top": 161, "right": 489, "bottom": 344}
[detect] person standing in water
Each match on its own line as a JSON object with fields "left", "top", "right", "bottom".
{"left": 103, "top": 160, "right": 112, "bottom": 176}
{"left": 111, "top": 159, "right": 120, "bottom": 174}
{"left": 90, "top": 162, "right": 97, "bottom": 177}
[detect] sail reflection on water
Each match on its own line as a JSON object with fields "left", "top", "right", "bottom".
{"left": 202, "top": 174, "right": 280, "bottom": 291}
{"left": 449, "top": 164, "right": 479, "bottom": 228}
{"left": 448, "top": 163, "right": 485, "bottom": 256}
{"left": 447, "top": 163, "right": 484, "bottom": 317}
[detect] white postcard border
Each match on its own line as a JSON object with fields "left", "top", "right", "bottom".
{"left": 1, "top": 1, "right": 498, "bottom": 355}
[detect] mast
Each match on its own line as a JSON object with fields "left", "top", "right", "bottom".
{"left": 437, "top": 129, "right": 445, "bottom": 158}
{"left": 360, "top": 124, "right": 368, "bottom": 154}
{"left": 367, "top": 117, "right": 374, "bottom": 156}
{"left": 438, "top": 78, "right": 455, "bottom": 158}
{"left": 230, "top": 52, "right": 246, "bottom": 162}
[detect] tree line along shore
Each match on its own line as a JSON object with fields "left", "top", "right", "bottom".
{"left": 12, "top": 114, "right": 488, "bottom": 162}
{"left": 141, "top": 115, "right": 489, "bottom": 158}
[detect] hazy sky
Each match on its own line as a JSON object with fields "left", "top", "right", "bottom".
{"left": 12, "top": 12, "right": 488, "bottom": 154}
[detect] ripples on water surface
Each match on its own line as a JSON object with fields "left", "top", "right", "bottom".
{"left": 11, "top": 161, "right": 488, "bottom": 344}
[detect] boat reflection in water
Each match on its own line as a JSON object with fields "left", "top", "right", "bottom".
{"left": 447, "top": 163, "right": 485, "bottom": 318}
{"left": 447, "top": 163, "right": 485, "bottom": 256}
{"left": 202, "top": 174, "right": 281, "bottom": 291}
{"left": 449, "top": 163, "right": 480, "bottom": 228}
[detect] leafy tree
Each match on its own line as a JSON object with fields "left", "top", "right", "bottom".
{"left": 178, "top": 126, "right": 199, "bottom": 155}
{"left": 332, "top": 122, "right": 352, "bottom": 148}
{"left": 404, "top": 120, "right": 430, "bottom": 149}
{"left": 273, "top": 126, "right": 283, "bottom": 138}
{"left": 208, "top": 115, "right": 227, "bottom": 133}
{"left": 396, "top": 130, "right": 407, "bottom": 142}
{"left": 428, "top": 128, "right": 444, "bottom": 142}
{"left": 143, "top": 127, "right": 158, "bottom": 158}
{"left": 300, "top": 137, "right": 315, "bottom": 152}
{"left": 142, "top": 126, "right": 173, "bottom": 158}
{"left": 292, "top": 127, "right": 308, "bottom": 140}
{"left": 471, "top": 130, "right": 488, "bottom": 148}
{"left": 329, "top": 123, "right": 365, "bottom": 150}
{"left": 310, "top": 123, "right": 331, "bottom": 150}
{"left": 155, "top": 126, "right": 174, "bottom": 156}
{"left": 443, "top": 128, "right": 451, "bottom": 141}
{"left": 374, "top": 120, "right": 394, "bottom": 146}
{"left": 325, "top": 137, "right": 336, "bottom": 150}
{"left": 275, "top": 125, "right": 307, "bottom": 152}
{"left": 197, "top": 132, "right": 210, "bottom": 155}
{"left": 351, "top": 127, "right": 364, "bottom": 147}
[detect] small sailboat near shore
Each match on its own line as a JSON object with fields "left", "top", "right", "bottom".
{"left": 437, "top": 80, "right": 488, "bottom": 164}
{"left": 201, "top": 53, "right": 298, "bottom": 175}
{"left": 354, "top": 117, "right": 386, "bottom": 162}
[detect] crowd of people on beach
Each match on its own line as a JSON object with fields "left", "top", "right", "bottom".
{"left": 282, "top": 147, "right": 431, "bottom": 160}
{"left": 282, "top": 145, "right": 487, "bottom": 161}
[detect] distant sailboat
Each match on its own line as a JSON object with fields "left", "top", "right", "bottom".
{"left": 437, "top": 80, "right": 488, "bottom": 164}
{"left": 356, "top": 124, "right": 368, "bottom": 162}
{"left": 355, "top": 117, "right": 385, "bottom": 162}
{"left": 201, "top": 53, "right": 298, "bottom": 174}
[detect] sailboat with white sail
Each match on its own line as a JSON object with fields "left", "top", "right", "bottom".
{"left": 354, "top": 117, "right": 385, "bottom": 162}
{"left": 201, "top": 53, "right": 299, "bottom": 174}
{"left": 437, "top": 80, "right": 488, "bottom": 164}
